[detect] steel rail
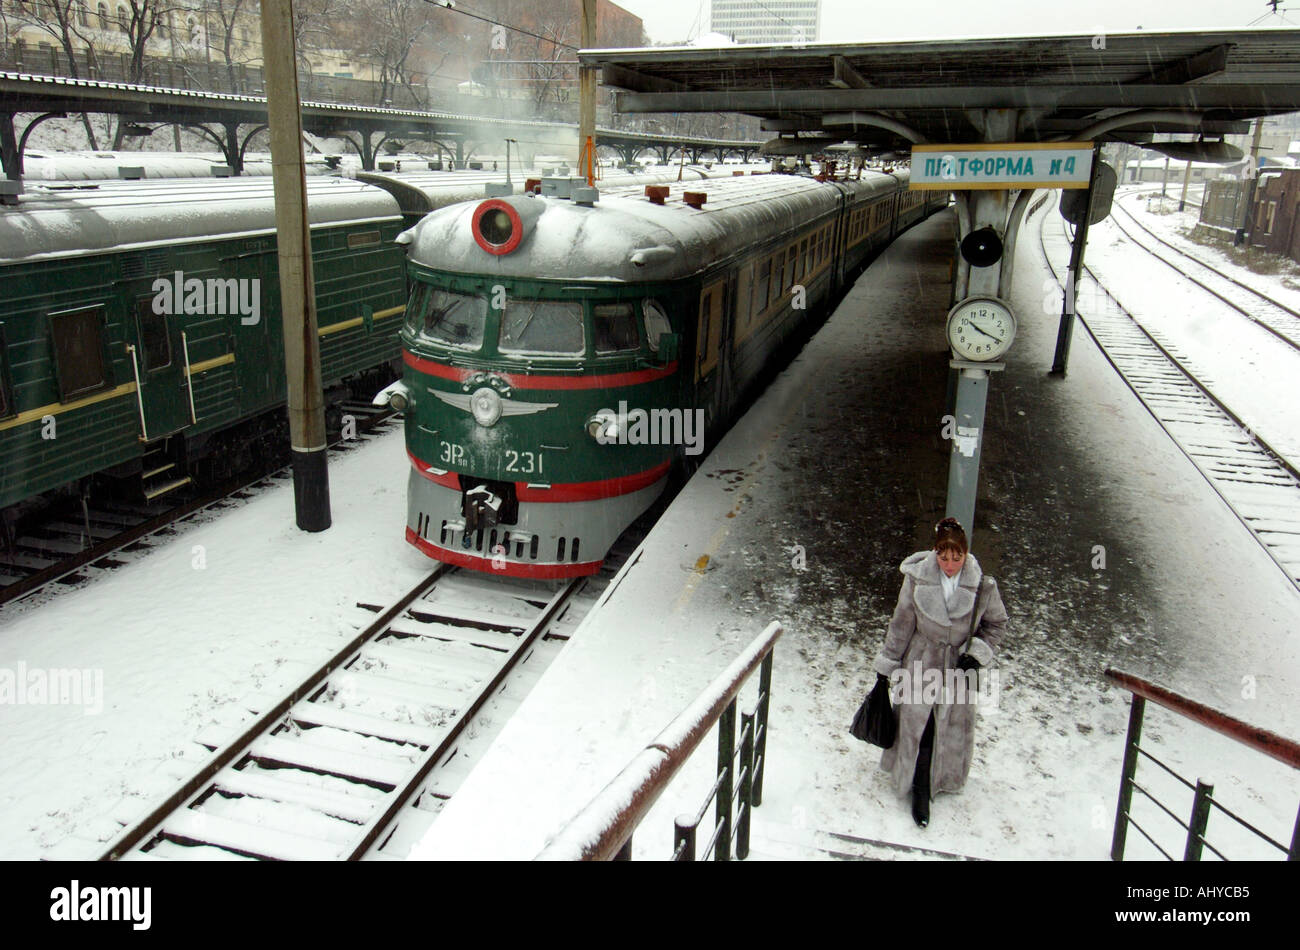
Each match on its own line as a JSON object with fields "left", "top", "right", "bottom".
{"left": 98, "top": 563, "right": 451, "bottom": 860}
{"left": 1038, "top": 208, "right": 1300, "bottom": 591}
{"left": 346, "top": 575, "right": 582, "bottom": 859}
{"left": 1108, "top": 195, "right": 1300, "bottom": 350}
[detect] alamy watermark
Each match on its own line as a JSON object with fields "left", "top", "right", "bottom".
{"left": 50, "top": 880, "right": 150, "bottom": 930}
{"left": 889, "top": 661, "right": 1002, "bottom": 711}
{"left": 152, "top": 270, "right": 260, "bottom": 325}
{"left": 591, "top": 401, "right": 706, "bottom": 456}
{"left": 0, "top": 662, "right": 103, "bottom": 715}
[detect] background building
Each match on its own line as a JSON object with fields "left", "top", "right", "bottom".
{"left": 710, "top": 0, "right": 819, "bottom": 44}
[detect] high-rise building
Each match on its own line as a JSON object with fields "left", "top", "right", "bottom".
{"left": 710, "top": 0, "right": 820, "bottom": 45}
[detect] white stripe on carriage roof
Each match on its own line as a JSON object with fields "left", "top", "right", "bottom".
{"left": 0, "top": 176, "right": 402, "bottom": 264}
{"left": 402, "top": 170, "right": 912, "bottom": 284}
{"left": 354, "top": 166, "right": 761, "bottom": 213}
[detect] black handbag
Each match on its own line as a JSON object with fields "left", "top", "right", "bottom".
{"left": 850, "top": 675, "right": 897, "bottom": 748}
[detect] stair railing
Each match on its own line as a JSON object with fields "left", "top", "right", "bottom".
{"left": 1106, "top": 668, "right": 1300, "bottom": 861}
{"left": 535, "top": 621, "right": 782, "bottom": 861}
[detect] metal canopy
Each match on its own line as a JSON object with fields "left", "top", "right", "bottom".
{"left": 580, "top": 29, "right": 1300, "bottom": 147}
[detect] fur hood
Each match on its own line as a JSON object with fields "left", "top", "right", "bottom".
{"left": 899, "top": 550, "right": 983, "bottom": 628}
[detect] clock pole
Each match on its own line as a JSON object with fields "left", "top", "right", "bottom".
{"left": 946, "top": 359, "right": 1004, "bottom": 538}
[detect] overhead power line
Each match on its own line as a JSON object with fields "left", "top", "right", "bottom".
{"left": 418, "top": 0, "right": 580, "bottom": 52}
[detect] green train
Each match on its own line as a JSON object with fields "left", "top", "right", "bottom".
{"left": 388, "top": 170, "right": 947, "bottom": 578}
{"left": 0, "top": 176, "right": 407, "bottom": 531}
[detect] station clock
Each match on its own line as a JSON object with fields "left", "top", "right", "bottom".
{"left": 946, "top": 296, "right": 1017, "bottom": 361}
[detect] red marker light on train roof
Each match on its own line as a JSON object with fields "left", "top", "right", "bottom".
{"left": 472, "top": 199, "right": 524, "bottom": 255}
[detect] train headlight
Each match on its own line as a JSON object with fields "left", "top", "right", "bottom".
{"left": 472, "top": 199, "right": 524, "bottom": 255}
{"left": 586, "top": 410, "right": 619, "bottom": 443}
{"left": 470, "top": 387, "right": 503, "bottom": 427}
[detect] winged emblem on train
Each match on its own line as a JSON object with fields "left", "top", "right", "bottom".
{"left": 428, "top": 387, "right": 556, "bottom": 427}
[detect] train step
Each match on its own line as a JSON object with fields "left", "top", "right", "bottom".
{"left": 143, "top": 476, "right": 193, "bottom": 501}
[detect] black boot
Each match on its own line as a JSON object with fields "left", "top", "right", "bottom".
{"left": 912, "top": 712, "right": 935, "bottom": 828}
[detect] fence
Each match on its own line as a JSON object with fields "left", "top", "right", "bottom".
{"left": 1199, "top": 179, "right": 1246, "bottom": 232}
{"left": 1107, "top": 668, "right": 1299, "bottom": 861}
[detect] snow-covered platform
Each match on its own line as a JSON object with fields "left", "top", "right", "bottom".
{"left": 411, "top": 208, "right": 1300, "bottom": 861}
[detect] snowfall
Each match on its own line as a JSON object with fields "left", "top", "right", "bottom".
{"left": 1, "top": 184, "right": 1298, "bottom": 863}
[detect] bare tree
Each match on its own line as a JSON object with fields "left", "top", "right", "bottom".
{"left": 522, "top": 8, "right": 572, "bottom": 117}
{"left": 9, "top": 0, "right": 104, "bottom": 146}
{"left": 199, "top": 0, "right": 257, "bottom": 92}
{"left": 356, "top": 0, "right": 434, "bottom": 107}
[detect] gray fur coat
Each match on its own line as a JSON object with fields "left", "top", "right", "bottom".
{"left": 872, "top": 550, "right": 1008, "bottom": 799}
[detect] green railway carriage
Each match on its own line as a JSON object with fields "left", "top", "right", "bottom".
{"left": 390, "top": 170, "right": 947, "bottom": 578}
{"left": 0, "top": 176, "right": 407, "bottom": 517}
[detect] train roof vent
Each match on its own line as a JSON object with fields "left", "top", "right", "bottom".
{"left": 572, "top": 185, "right": 598, "bottom": 207}
{"left": 117, "top": 166, "right": 145, "bottom": 180}
{"left": 645, "top": 185, "right": 668, "bottom": 205}
{"left": 540, "top": 177, "right": 572, "bottom": 199}
{"left": 484, "top": 181, "right": 512, "bottom": 197}
{"left": 683, "top": 191, "right": 707, "bottom": 209}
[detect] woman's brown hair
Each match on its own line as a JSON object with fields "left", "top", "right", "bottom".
{"left": 934, "top": 517, "right": 968, "bottom": 556}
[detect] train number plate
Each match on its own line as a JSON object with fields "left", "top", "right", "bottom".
{"left": 505, "top": 450, "right": 543, "bottom": 475}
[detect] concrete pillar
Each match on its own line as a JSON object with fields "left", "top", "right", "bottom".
{"left": 261, "top": 0, "right": 331, "bottom": 531}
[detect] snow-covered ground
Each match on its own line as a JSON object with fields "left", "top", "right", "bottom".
{"left": 2, "top": 200, "right": 1298, "bottom": 863}
{"left": 1079, "top": 189, "right": 1300, "bottom": 465}
{"left": 0, "top": 429, "right": 432, "bottom": 859}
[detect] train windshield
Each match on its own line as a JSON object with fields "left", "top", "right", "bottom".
{"left": 593, "top": 304, "right": 640, "bottom": 354}
{"left": 498, "top": 300, "right": 584, "bottom": 356}
{"left": 406, "top": 284, "right": 487, "bottom": 350}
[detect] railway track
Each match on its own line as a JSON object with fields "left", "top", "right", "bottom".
{"left": 1108, "top": 194, "right": 1300, "bottom": 351}
{"left": 99, "top": 566, "right": 588, "bottom": 861}
{"left": 0, "top": 402, "right": 394, "bottom": 611}
{"left": 96, "top": 511, "right": 651, "bottom": 861}
{"left": 1039, "top": 207, "right": 1300, "bottom": 590}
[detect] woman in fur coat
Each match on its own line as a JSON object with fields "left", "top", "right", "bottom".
{"left": 872, "top": 517, "right": 1008, "bottom": 827}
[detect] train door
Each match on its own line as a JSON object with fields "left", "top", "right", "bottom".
{"left": 120, "top": 279, "right": 195, "bottom": 442}
{"left": 695, "top": 279, "right": 727, "bottom": 431}
{"left": 230, "top": 251, "right": 281, "bottom": 412}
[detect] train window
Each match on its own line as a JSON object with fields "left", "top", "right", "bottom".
{"left": 499, "top": 300, "right": 584, "bottom": 356}
{"left": 756, "top": 258, "right": 771, "bottom": 315}
{"left": 134, "top": 298, "right": 172, "bottom": 372}
{"left": 696, "top": 282, "right": 724, "bottom": 381}
{"left": 801, "top": 238, "right": 812, "bottom": 275}
{"left": 593, "top": 304, "right": 639, "bottom": 354}
{"left": 48, "top": 305, "right": 109, "bottom": 402}
{"left": 643, "top": 299, "right": 671, "bottom": 355}
{"left": 408, "top": 284, "right": 486, "bottom": 350}
{"left": 347, "top": 230, "right": 381, "bottom": 249}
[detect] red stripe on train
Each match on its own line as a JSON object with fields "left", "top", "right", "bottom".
{"left": 403, "top": 350, "right": 676, "bottom": 389}
{"left": 406, "top": 527, "right": 601, "bottom": 578}
{"left": 408, "top": 450, "right": 670, "bottom": 502}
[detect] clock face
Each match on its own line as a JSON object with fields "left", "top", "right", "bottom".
{"left": 947, "top": 297, "right": 1017, "bottom": 361}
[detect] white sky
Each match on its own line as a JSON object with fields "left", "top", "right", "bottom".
{"left": 613, "top": 0, "right": 1299, "bottom": 45}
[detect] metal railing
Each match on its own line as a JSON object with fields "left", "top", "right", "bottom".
{"left": 535, "top": 621, "right": 782, "bottom": 861}
{"left": 1106, "top": 668, "right": 1300, "bottom": 861}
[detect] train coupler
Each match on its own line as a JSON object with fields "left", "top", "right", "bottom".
{"left": 462, "top": 485, "right": 504, "bottom": 545}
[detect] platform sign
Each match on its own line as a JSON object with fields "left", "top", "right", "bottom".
{"left": 910, "top": 143, "right": 1093, "bottom": 190}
